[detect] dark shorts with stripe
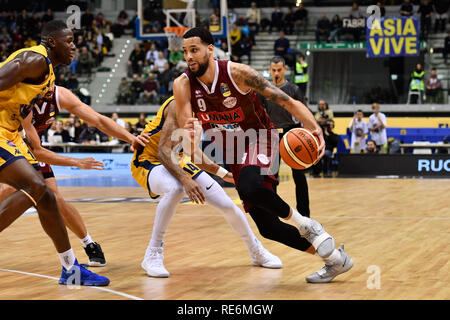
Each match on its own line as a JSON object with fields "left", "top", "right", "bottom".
{"left": 36, "top": 162, "right": 55, "bottom": 179}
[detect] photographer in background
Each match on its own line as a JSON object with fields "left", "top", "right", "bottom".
{"left": 368, "top": 103, "right": 387, "bottom": 153}
{"left": 257, "top": 56, "right": 311, "bottom": 217}
{"left": 312, "top": 119, "right": 340, "bottom": 178}
{"left": 314, "top": 99, "right": 334, "bottom": 127}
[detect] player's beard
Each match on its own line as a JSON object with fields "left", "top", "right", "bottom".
{"left": 189, "top": 53, "right": 209, "bottom": 78}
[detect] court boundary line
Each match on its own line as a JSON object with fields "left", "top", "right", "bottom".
{"left": 0, "top": 268, "right": 144, "bottom": 300}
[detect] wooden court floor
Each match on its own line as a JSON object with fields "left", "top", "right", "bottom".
{"left": 0, "top": 178, "right": 448, "bottom": 300}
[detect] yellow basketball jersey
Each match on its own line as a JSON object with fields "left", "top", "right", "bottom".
{"left": 0, "top": 44, "right": 55, "bottom": 133}
{"left": 135, "top": 96, "right": 174, "bottom": 165}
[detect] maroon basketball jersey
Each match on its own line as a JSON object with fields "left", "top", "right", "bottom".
{"left": 184, "top": 60, "right": 275, "bottom": 135}
{"left": 31, "top": 85, "right": 61, "bottom": 135}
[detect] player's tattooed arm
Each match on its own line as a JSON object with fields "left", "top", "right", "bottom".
{"left": 230, "top": 62, "right": 325, "bottom": 161}
{"left": 158, "top": 102, "right": 205, "bottom": 204}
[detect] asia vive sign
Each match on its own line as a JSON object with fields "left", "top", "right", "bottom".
{"left": 366, "top": 16, "right": 419, "bottom": 58}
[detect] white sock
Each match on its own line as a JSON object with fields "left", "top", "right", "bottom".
{"left": 323, "top": 248, "right": 341, "bottom": 265}
{"left": 288, "top": 207, "right": 311, "bottom": 228}
{"left": 80, "top": 233, "right": 93, "bottom": 248}
{"left": 58, "top": 248, "right": 76, "bottom": 270}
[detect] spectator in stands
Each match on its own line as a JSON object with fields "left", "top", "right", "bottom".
{"left": 156, "top": 62, "right": 172, "bottom": 96}
{"left": 434, "top": 0, "right": 449, "bottom": 33}
{"left": 140, "top": 73, "right": 159, "bottom": 104}
{"left": 349, "top": 2, "right": 363, "bottom": 18}
{"left": 56, "top": 73, "right": 67, "bottom": 87}
{"left": 64, "top": 121, "right": 74, "bottom": 141}
{"left": 443, "top": 32, "right": 450, "bottom": 63}
{"left": 270, "top": 5, "right": 283, "bottom": 34}
{"left": 314, "top": 99, "right": 334, "bottom": 127}
{"left": 409, "top": 63, "right": 425, "bottom": 103}
{"left": 117, "top": 77, "right": 131, "bottom": 104}
{"left": 52, "top": 120, "right": 71, "bottom": 143}
{"left": 112, "top": 10, "right": 129, "bottom": 38}
{"left": 94, "top": 12, "right": 107, "bottom": 30}
{"left": 228, "top": 8, "right": 237, "bottom": 27}
{"left": 112, "top": 112, "right": 126, "bottom": 128}
{"left": 79, "top": 46, "right": 95, "bottom": 75}
{"left": 0, "top": 27, "right": 11, "bottom": 44}
{"left": 76, "top": 35, "right": 87, "bottom": 49}
{"left": 376, "top": 1, "right": 386, "bottom": 17}
{"left": 169, "top": 48, "right": 183, "bottom": 68}
{"left": 294, "top": 3, "right": 308, "bottom": 35}
{"left": 230, "top": 23, "right": 241, "bottom": 55}
{"left": 368, "top": 103, "right": 388, "bottom": 152}
{"left": 146, "top": 42, "right": 158, "bottom": 65}
{"left": 81, "top": 8, "right": 95, "bottom": 30}
{"left": 425, "top": 68, "right": 442, "bottom": 103}
{"left": 316, "top": 14, "right": 331, "bottom": 43}
{"left": 209, "top": 8, "right": 220, "bottom": 33}
{"left": 274, "top": 30, "right": 290, "bottom": 63}
{"left": 239, "top": 33, "right": 252, "bottom": 64}
{"left": 73, "top": 118, "right": 84, "bottom": 143}
{"left": 365, "top": 140, "right": 379, "bottom": 153}
{"left": 42, "top": 8, "right": 53, "bottom": 23}
{"left": 79, "top": 124, "right": 107, "bottom": 144}
{"left": 69, "top": 48, "right": 80, "bottom": 74}
{"left": 246, "top": 2, "right": 261, "bottom": 35}
{"left": 349, "top": 109, "right": 368, "bottom": 154}
{"left": 135, "top": 113, "right": 147, "bottom": 135}
{"left": 418, "top": 0, "right": 433, "bottom": 41}
{"left": 284, "top": 7, "right": 295, "bottom": 36}
{"left": 130, "top": 73, "right": 143, "bottom": 105}
{"left": 23, "top": 35, "right": 36, "bottom": 47}
{"left": 128, "top": 43, "right": 146, "bottom": 76}
{"left": 329, "top": 14, "right": 342, "bottom": 42}
{"left": 400, "top": 0, "right": 414, "bottom": 16}
{"left": 154, "top": 51, "right": 168, "bottom": 72}
{"left": 66, "top": 73, "right": 79, "bottom": 92}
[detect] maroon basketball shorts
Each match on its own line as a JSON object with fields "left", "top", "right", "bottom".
{"left": 226, "top": 129, "right": 280, "bottom": 212}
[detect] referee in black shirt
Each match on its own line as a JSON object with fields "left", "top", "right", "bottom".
{"left": 257, "top": 56, "right": 310, "bottom": 217}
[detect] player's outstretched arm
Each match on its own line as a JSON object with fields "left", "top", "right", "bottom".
{"left": 0, "top": 52, "right": 48, "bottom": 92}
{"left": 21, "top": 113, "right": 104, "bottom": 170}
{"left": 157, "top": 101, "right": 205, "bottom": 204}
{"left": 58, "top": 86, "right": 150, "bottom": 149}
{"left": 229, "top": 62, "right": 325, "bottom": 160}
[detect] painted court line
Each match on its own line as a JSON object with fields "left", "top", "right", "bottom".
{"left": 0, "top": 268, "right": 144, "bottom": 300}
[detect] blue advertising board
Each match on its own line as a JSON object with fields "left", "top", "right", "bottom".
{"left": 366, "top": 16, "right": 420, "bottom": 58}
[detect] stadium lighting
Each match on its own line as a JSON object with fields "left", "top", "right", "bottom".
{"left": 296, "top": 0, "right": 302, "bottom": 6}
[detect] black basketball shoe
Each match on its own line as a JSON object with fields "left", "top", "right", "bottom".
{"left": 84, "top": 242, "right": 106, "bottom": 267}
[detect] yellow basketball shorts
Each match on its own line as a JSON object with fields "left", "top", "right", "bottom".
{"left": 0, "top": 129, "right": 38, "bottom": 171}
{"left": 131, "top": 153, "right": 203, "bottom": 199}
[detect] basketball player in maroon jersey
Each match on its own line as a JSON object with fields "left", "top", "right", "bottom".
{"left": 0, "top": 84, "right": 150, "bottom": 266}
{"left": 173, "top": 27, "right": 353, "bottom": 283}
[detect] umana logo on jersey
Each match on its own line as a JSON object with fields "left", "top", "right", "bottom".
{"left": 198, "top": 108, "right": 245, "bottom": 124}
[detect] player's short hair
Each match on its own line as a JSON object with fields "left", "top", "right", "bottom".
{"left": 183, "top": 27, "right": 214, "bottom": 46}
{"left": 270, "top": 56, "right": 286, "bottom": 66}
{"left": 41, "top": 20, "right": 69, "bottom": 39}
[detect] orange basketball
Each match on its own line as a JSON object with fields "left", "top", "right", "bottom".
{"left": 280, "top": 128, "right": 319, "bottom": 170}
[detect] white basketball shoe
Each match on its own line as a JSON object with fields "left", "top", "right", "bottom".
{"left": 141, "top": 246, "right": 170, "bottom": 278}
{"left": 305, "top": 244, "right": 354, "bottom": 283}
{"left": 249, "top": 239, "right": 282, "bottom": 269}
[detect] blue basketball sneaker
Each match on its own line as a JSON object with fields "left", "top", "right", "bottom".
{"left": 58, "top": 259, "right": 110, "bottom": 286}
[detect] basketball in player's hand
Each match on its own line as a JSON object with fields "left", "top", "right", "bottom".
{"left": 280, "top": 128, "right": 319, "bottom": 170}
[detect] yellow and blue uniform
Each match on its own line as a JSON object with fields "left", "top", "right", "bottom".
{"left": 0, "top": 45, "right": 55, "bottom": 170}
{"left": 131, "top": 96, "right": 203, "bottom": 198}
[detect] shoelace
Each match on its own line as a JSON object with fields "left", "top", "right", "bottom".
{"left": 148, "top": 250, "right": 165, "bottom": 267}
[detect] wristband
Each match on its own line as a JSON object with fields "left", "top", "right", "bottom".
{"left": 216, "top": 166, "right": 228, "bottom": 178}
